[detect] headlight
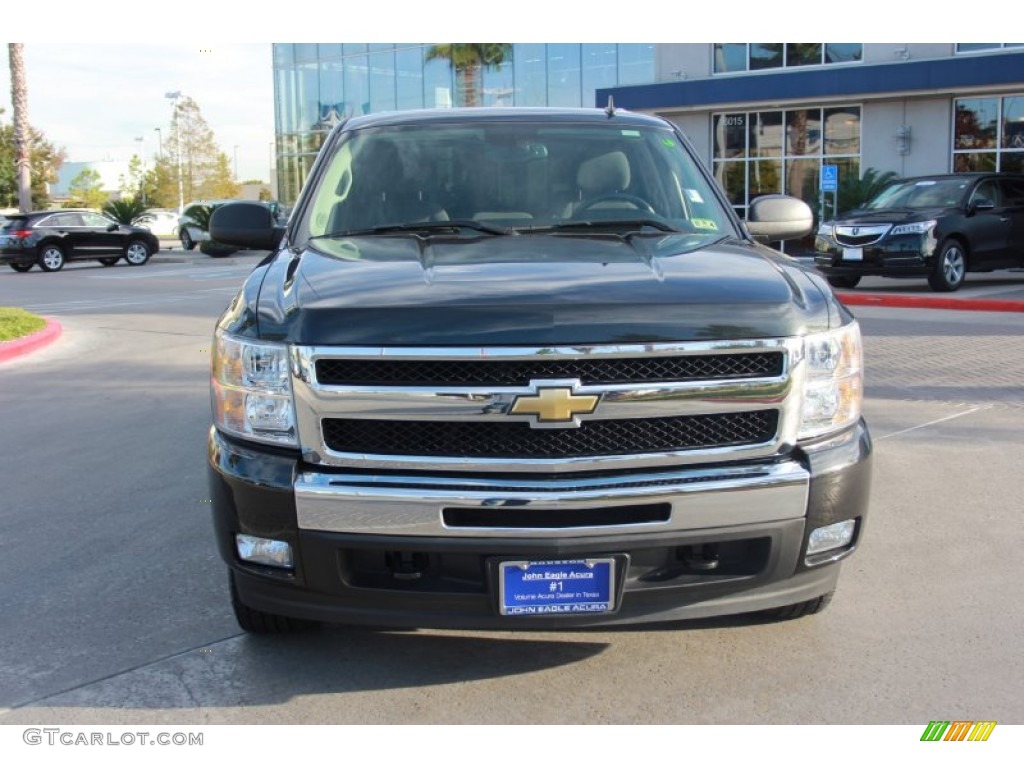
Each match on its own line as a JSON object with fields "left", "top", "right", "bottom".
{"left": 211, "top": 330, "right": 297, "bottom": 447}
{"left": 890, "top": 220, "right": 936, "bottom": 236}
{"left": 798, "top": 322, "right": 863, "bottom": 440}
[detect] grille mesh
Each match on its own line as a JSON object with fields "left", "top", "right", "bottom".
{"left": 322, "top": 411, "right": 778, "bottom": 459}
{"left": 315, "top": 352, "right": 783, "bottom": 387}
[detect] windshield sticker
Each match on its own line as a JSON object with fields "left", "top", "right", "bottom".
{"left": 686, "top": 189, "right": 704, "bottom": 204}
{"left": 915, "top": 181, "right": 937, "bottom": 186}
{"left": 621, "top": 130, "right": 641, "bottom": 137}
{"left": 691, "top": 218, "right": 719, "bottom": 230}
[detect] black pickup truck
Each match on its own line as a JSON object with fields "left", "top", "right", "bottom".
{"left": 208, "top": 108, "right": 872, "bottom": 632}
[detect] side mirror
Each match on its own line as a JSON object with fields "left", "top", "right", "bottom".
{"left": 107, "top": 223, "right": 119, "bottom": 232}
{"left": 969, "top": 197, "right": 995, "bottom": 213}
{"left": 210, "top": 202, "right": 285, "bottom": 250}
{"left": 745, "top": 194, "right": 814, "bottom": 243}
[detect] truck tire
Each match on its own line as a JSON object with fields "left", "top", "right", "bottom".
{"left": 229, "top": 571, "right": 317, "bottom": 634}
{"left": 762, "top": 590, "right": 834, "bottom": 620}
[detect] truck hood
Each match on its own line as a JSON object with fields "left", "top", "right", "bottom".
{"left": 254, "top": 233, "right": 835, "bottom": 345}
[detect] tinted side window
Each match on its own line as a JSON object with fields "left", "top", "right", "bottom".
{"left": 971, "top": 180, "right": 1001, "bottom": 206}
{"left": 999, "top": 178, "right": 1024, "bottom": 206}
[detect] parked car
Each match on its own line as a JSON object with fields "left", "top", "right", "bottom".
{"left": 814, "top": 172, "right": 1024, "bottom": 292}
{"left": 0, "top": 208, "right": 160, "bottom": 272}
{"left": 132, "top": 208, "right": 180, "bottom": 239}
{"left": 178, "top": 200, "right": 234, "bottom": 250}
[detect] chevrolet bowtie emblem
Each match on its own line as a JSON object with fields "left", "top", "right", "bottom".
{"left": 510, "top": 383, "right": 599, "bottom": 426}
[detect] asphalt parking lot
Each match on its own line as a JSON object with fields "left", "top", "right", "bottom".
{"left": 0, "top": 252, "right": 1022, "bottom": 730}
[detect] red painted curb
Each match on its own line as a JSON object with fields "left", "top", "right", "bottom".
{"left": 0, "top": 319, "right": 62, "bottom": 362}
{"left": 836, "top": 292, "right": 1024, "bottom": 313}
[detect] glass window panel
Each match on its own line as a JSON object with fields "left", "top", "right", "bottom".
{"left": 617, "top": 43, "right": 655, "bottom": 85}
{"left": 396, "top": 47, "right": 425, "bottom": 111}
{"left": 714, "top": 161, "right": 747, "bottom": 206}
{"left": 824, "top": 107, "right": 861, "bottom": 156}
{"left": 957, "top": 44, "right": 1000, "bottom": 52}
{"left": 825, "top": 44, "right": 862, "bottom": 63}
{"left": 1000, "top": 153, "right": 1024, "bottom": 173}
{"left": 423, "top": 57, "right": 453, "bottom": 108}
{"left": 547, "top": 43, "right": 581, "bottom": 106}
{"left": 318, "top": 44, "right": 342, "bottom": 61}
{"left": 368, "top": 43, "right": 394, "bottom": 52}
{"left": 785, "top": 158, "right": 819, "bottom": 204}
{"left": 294, "top": 44, "right": 318, "bottom": 63}
{"left": 276, "top": 67, "right": 299, "bottom": 134}
{"left": 344, "top": 54, "right": 370, "bottom": 117}
{"left": 786, "top": 109, "right": 821, "bottom": 155}
{"left": 318, "top": 61, "right": 344, "bottom": 130}
{"left": 514, "top": 43, "right": 547, "bottom": 107}
{"left": 713, "top": 113, "right": 748, "bottom": 159}
{"left": 369, "top": 49, "right": 396, "bottom": 113}
{"left": 343, "top": 44, "right": 368, "bottom": 56}
{"left": 582, "top": 43, "right": 617, "bottom": 107}
{"left": 953, "top": 152, "right": 997, "bottom": 172}
{"left": 786, "top": 44, "right": 822, "bottom": 67}
{"left": 749, "top": 111, "right": 784, "bottom": 157}
{"left": 482, "top": 59, "right": 515, "bottom": 107}
{"left": 750, "top": 44, "right": 783, "bottom": 70}
{"left": 955, "top": 98, "right": 999, "bottom": 149}
{"left": 714, "top": 44, "right": 747, "bottom": 73}
{"left": 297, "top": 63, "right": 320, "bottom": 132}
{"left": 273, "top": 44, "right": 294, "bottom": 67}
{"left": 749, "top": 159, "right": 783, "bottom": 199}
{"left": 1001, "top": 96, "right": 1024, "bottom": 149}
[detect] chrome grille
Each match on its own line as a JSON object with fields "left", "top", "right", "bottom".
{"left": 292, "top": 339, "right": 802, "bottom": 473}
{"left": 315, "top": 352, "right": 784, "bottom": 387}
{"left": 833, "top": 224, "right": 891, "bottom": 247}
{"left": 322, "top": 411, "right": 778, "bottom": 459}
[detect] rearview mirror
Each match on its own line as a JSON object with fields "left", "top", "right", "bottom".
{"left": 745, "top": 195, "right": 814, "bottom": 243}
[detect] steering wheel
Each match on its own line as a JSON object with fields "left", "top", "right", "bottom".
{"left": 574, "top": 193, "right": 656, "bottom": 216}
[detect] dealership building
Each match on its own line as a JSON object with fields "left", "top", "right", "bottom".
{"left": 271, "top": 43, "right": 1024, "bottom": 227}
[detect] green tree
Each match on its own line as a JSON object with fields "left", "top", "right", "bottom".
{"left": 838, "top": 167, "right": 899, "bottom": 214}
{"left": 424, "top": 44, "right": 512, "bottom": 107}
{"left": 67, "top": 168, "right": 107, "bottom": 209}
{"left": 119, "top": 154, "right": 158, "bottom": 205}
{"left": 0, "top": 110, "right": 64, "bottom": 210}
{"left": 161, "top": 96, "right": 239, "bottom": 203}
{"left": 103, "top": 197, "right": 148, "bottom": 224}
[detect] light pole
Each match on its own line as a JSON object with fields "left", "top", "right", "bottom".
{"left": 134, "top": 135, "right": 147, "bottom": 206}
{"left": 164, "top": 91, "right": 185, "bottom": 214}
{"left": 233, "top": 145, "right": 239, "bottom": 182}
{"left": 154, "top": 127, "right": 162, "bottom": 159}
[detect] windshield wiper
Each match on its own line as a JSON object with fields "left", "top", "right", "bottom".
{"left": 308, "top": 219, "right": 513, "bottom": 241}
{"left": 523, "top": 218, "right": 685, "bottom": 234}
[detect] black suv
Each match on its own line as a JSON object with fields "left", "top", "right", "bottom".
{"left": 814, "top": 173, "right": 1024, "bottom": 292}
{"left": 1, "top": 208, "right": 159, "bottom": 272}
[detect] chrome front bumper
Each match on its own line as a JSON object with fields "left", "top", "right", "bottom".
{"left": 295, "top": 460, "right": 810, "bottom": 538}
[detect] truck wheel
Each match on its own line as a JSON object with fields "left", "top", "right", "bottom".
{"left": 762, "top": 590, "right": 834, "bottom": 620}
{"left": 229, "top": 571, "right": 317, "bottom": 634}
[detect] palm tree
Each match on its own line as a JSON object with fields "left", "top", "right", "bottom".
{"left": 8, "top": 44, "right": 31, "bottom": 212}
{"left": 103, "top": 198, "right": 149, "bottom": 225}
{"left": 425, "top": 44, "right": 512, "bottom": 107}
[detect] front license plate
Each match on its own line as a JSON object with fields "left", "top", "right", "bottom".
{"left": 498, "top": 558, "right": 616, "bottom": 616}
{"left": 842, "top": 247, "right": 863, "bottom": 262}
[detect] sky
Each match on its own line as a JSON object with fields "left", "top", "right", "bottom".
{"left": 1, "top": 1, "right": 1016, "bottom": 186}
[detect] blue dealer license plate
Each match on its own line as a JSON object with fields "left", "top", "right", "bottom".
{"left": 498, "top": 558, "right": 616, "bottom": 616}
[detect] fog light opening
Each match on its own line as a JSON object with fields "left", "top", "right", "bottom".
{"left": 236, "top": 534, "right": 294, "bottom": 569}
{"left": 806, "top": 520, "right": 856, "bottom": 559}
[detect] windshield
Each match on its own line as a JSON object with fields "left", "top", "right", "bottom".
{"left": 299, "top": 120, "right": 734, "bottom": 245}
{"left": 864, "top": 178, "right": 971, "bottom": 210}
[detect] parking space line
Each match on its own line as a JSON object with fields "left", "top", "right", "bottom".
{"left": 876, "top": 405, "right": 991, "bottom": 440}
